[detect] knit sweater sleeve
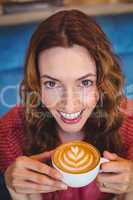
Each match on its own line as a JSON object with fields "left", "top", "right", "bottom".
{"left": 119, "top": 114, "right": 133, "bottom": 160}
{"left": 0, "top": 106, "right": 25, "bottom": 173}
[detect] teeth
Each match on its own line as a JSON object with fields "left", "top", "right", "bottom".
{"left": 59, "top": 111, "right": 81, "bottom": 119}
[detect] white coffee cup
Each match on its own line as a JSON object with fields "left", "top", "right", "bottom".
{"left": 52, "top": 157, "right": 108, "bottom": 188}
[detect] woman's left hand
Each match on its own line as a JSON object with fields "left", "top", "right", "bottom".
{"left": 96, "top": 151, "right": 133, "bottom": 194}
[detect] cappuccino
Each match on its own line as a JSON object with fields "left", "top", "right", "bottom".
{"left": 52, "top": 140, "right": 100, "bottom": 174}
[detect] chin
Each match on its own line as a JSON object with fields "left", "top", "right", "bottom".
{"left": 59, "top": 124, "right": 83, "bottom": 134}
{"left": 53, "top": 110, "right": 91, "bottom": 134}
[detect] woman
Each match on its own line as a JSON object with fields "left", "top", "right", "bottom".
{"left": 0, "top": 9, "right": 133, "bottom": 200}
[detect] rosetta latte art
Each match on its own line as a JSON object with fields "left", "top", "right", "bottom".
{"left": 53, "top": 141, "right": 100, "bottom": 174}
{"left": 60, "top": 146, "right": 93, "bottom": 172}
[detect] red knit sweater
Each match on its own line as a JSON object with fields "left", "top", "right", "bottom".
{"left": 0, "top": 105, "right": 133, "bottom": 200}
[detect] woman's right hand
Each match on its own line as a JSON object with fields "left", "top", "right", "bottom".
{"left": 4, "top": 150, "right": 68, "bottom": 199}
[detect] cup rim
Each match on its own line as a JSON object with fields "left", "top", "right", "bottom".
{"left": 52, "top": 140, "right": 101, "bottom": 174}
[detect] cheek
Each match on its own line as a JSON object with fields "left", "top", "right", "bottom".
{"left": 41, "top": 90, "right": 61, "bottom": 108}
{"left": 80, "top": 88, "right": 99, "bottom": 108}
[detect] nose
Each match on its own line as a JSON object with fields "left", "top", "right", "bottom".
{"left": 59, "top": 88, "right": 80, "bottom": 113}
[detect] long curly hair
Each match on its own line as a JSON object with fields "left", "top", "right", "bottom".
{"left": 20, "top": 9, "right": 125, "bottom": 157}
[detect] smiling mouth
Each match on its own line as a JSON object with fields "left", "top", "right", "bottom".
{"left": 57, "top": 109, "right": 84, "bottom": 124}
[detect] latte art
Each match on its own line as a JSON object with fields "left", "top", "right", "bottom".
{"left": 52, "top": 141, "right": 100, "bottom": 174}
{"left": 60, "top": 146, "right": 93, "bottom": 172}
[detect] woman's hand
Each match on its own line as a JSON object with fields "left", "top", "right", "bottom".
{"left": 4, "top": 150, "right": 68, "bottom": 199}
{"left": 96, "top": 151, "right": 133, "bottom": 194}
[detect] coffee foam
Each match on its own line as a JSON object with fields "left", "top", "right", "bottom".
{"left": 52, "top": 141, "right": 100, "bottom": 174}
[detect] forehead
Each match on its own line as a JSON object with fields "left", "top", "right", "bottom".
{"left": 39, "top": 45, "right": 96, "bottom": 80}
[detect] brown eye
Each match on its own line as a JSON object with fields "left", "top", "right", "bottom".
{"left": 44, "top": 81, "right": 56, "bottom": 88}
{"left": 80, "top": 80, "right": 93, "bottom": 87}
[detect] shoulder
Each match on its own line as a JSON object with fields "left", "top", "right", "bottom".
{"left": 120, "top": 114, "right": 133, "bottom": 145}
{"left": 0, "top": 105, "right": 25, "bottom": 139}
{"left": 0, "top": 105, "right": 24, "bottom": 126}
{"left": 119, "top": 98, "right": 133, "bottom": 159}
{"left": 120, "top": 115, "right": 133, "bottom": 160}
{"left": 0, "top": 105, "right": 25, "bottom": 172}
{"left": 119, "top": 98, "right": 133, "bottom": 147}
{"left": 117, "top": 99, "right": 133, "bottom": 161}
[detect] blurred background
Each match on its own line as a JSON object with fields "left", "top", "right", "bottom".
{"left": 0, "top": 0, "right": 133, "bottom": 116}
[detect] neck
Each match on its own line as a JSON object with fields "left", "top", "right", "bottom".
{"left": 57, "top": 128, "right": 84, "bottom": 143}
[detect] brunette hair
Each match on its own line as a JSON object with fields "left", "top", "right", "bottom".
{"left": 21, "top": 9, "right": 125, "bottom": 156}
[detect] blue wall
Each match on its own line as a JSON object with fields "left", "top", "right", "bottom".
{"left": 0, "top": 13, "right": 133, "bottom": 116}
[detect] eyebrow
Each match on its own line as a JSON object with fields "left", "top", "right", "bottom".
{"left": 40, "top": 73, "right": 96, "bottom": 82}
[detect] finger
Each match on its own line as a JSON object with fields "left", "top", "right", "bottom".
{"left": 13, "top": 169, "right": 67, "bottom": 189}
{"left": 104, "top": 183, "right": 128, "bottom": 193}
{"left": 97, "top": 182, "right": 128, "bottom": 194}
{"left": 16, "top": 188, "right": 62, "bottom": 194}
{"left": 30, "top": 150, "right": 55, "bottom": 162}
{"left": 15, "top": 156, "right": 61, "bottom": 180}
{"left": 103, "top": 151, "right": 120, "bottom": 161}
{"left": 15, "top": 183, "right": 67, "bottom": 194}
{"left": 13, "top": 168, "right": 58, "bottom": 183}
{"left": 100, "top": 160, "right": 128, "bottom": 173}
{"left": 16, "top": 188, "right": 65, "bottom": 194}
{"left": 96, "top": 173, "right": 127, "bottom": 184}
{"left": 12, "top": 175, "right": 67, "bottom": 189}
{"left": 98, "top": 185, "right": 123, "bottom": 194}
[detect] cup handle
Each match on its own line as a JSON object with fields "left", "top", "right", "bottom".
{"left": 99, "top": 157, "right": 109, "bottom": 173}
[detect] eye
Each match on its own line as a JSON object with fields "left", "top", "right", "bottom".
{"left": 80, "top": 79, "right": 93, "bottom": 87}
{"left": 43, "top": 81, "right": 57, "bottom": 89}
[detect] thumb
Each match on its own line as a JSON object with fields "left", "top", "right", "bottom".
{"left": 30, "top": 149, "right": 55, "bottom": 162}
{"left": 103, "top": 150, "right": 119, "bottom": 161}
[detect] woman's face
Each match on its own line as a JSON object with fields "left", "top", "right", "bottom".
{"left": 39, "top": 44, "right": 99, "bottom": 134}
